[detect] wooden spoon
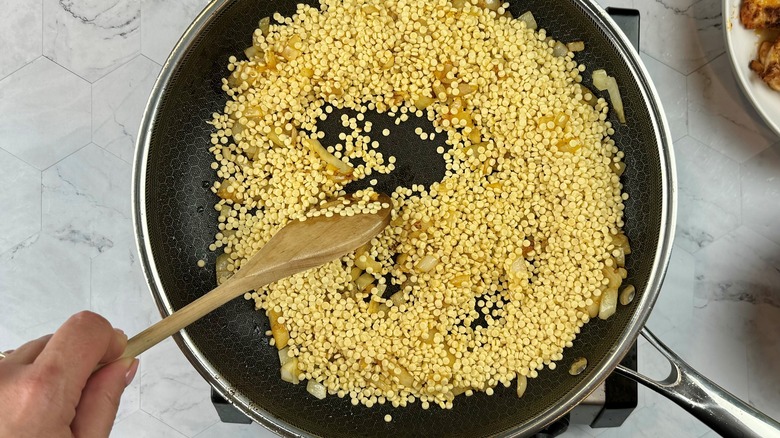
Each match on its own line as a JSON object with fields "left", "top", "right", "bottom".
{"left": 119, "top": 194, "right": 392, "bottom": 361}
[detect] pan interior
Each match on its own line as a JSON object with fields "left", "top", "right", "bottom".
{"left": 141, "top": 0, "right": 666, "bottom": 436}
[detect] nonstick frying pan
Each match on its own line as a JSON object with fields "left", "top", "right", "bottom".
{"left": 132, "top": 0, "right": 780, "bottom": 436}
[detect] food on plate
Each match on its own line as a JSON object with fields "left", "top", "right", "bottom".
{"left": 208, "top": 0, "right": 630, "bottom": 409}
{"left": 739, "top": 0, "right": 780, "bottom": 90}
{"left": 749, "top": 35, "right": 780, "bottom": 91}
{"left": 740, "top": 0, "right": 780, "bottom": 29}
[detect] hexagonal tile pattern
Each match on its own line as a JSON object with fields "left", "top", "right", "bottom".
{"left": 741, "top": 146, "right": 780, "bottom": 247}
{"left": 0, "top": 234, "right": 91, "bottom": 341}
{"left": 43, "top": 0, "right": 141, "bottom": 82}
{"left": 674, "top": 136, "right": 741, "bottom": 253}
{"left": 601, "top": 0, "right": 724, "bottom": 75}
{"left": 140, "top": 338, "right": 220, "bottom": 436}
{"left": 694, "top": 226, "right": 780, "bottom": 309}
{"left": 42, "top": 144, "right": 131, "bottom": 257}
{"left": 141, "top": 0, "right": 210, "bottom": 65}
{"left": 640, "top": 53, "right": 687, "bottom": 141}
{"left": 112, "top": 410, "right": 187, "bottom": 438}
{"left": 91, "top": 234, "right": 158, "bottom": 338}
{"left": 0, "top": 149, "right": 41, "bottom": 255}
{"left": 92, "top": 55, "right": 161, "bottom": 163}
{"left": 0, "top": 57, "right": 90, "bottom": 170}
{"left": 646, "top": 245, "right": 695, "bottom": 336}
{"left": 0, "top": 0, "right": 42, "bottom": 80}
{"left": 688, "top": 54, "right": 778, "bottom": 163}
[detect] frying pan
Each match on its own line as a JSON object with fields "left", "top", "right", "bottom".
{"left": 132, "top": 0, "right": 780, "bottom": 436}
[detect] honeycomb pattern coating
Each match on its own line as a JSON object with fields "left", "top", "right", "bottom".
{"left": 140, "top": 0, "right": 668, "bottom": 436}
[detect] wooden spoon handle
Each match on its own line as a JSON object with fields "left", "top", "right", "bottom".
{"left": 121, "top": 282, "right": 243, "bottom": 360}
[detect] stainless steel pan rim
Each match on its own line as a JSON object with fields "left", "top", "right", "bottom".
{"left": 131, "top": 0, "right": 676, "bottom": 436}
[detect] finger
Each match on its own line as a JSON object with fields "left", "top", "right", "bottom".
{"left": 71, "top": 358, "right": 137, "bottom": 438}
{"left": 35, "top": 312, "right": 127, "bottom": 395}
{"left": 2, "top": 335, "right": 52, "bottom": 364}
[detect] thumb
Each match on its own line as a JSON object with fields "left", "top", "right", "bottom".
{"left": 71, "top": 358, "right": 139, "bottom": 438}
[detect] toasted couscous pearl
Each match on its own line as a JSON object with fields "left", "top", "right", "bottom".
{"left": 209, "top": 0, "right": 627, "bottom": 410}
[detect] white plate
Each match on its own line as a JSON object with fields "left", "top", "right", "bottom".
{"left": 723, "top": 0, "right": 780, "bottom": 137}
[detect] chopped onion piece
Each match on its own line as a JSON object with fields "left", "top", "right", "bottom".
{"left": 482, "top": 0, "right": 501, "bottom": 11}
{"left": 244, "top": 46, "right": 257, "bottom": 60}
{"left": 278, "top": 346, "right": 292, "bottom": 366}
{"left": 567, "top": 41, "right": 585, "bottom": 52}
{"left": 356, "top": 272, "right": 374, "bottom": 292}
{"left": 592, "top": 69, "right": 609, "bottom": 91}
{"left": 592, "top": 70, "right": 626, "bottom": 123}
{"left": 552, "top": 41, "right": 568, "bottom": 57}
{"left": 259, "top": 17, "right": 270, "bottom": 36}
{"left": 390, "top": 291, "right": 405, "bottom": 307}
{"left": 606, "top": 76, "right": 626, "bottom": 123}
{"left": 280, "top": 358, "right": 300, "bottom": 384}
{"left": 586, "top": 294, "right": 601, "bottom": 319}
{"left": 306, "top": 380, "right": 328, "bottom": 400}
{"left": 516, "top": 375, "right": 528, "bottom": 397}
{"left": 215, "top": 252, "right": 232, "bottom": 285}
{"left": 598, "top": 287, "right": 618, "bottom": 320}
{"left": 620, "top": 284, "right": 636, "bottom": 306}
{"left": 569, "top": 357, "right": 588, "bottom": 376}
{"left": 416, "top": 255, "right": 439, "bottom": 272}
{"left": 519, "top": 11, "right": 537, "bottom": 30}
{"left": 302, "top": 137, "right": 354, "bottom": 176}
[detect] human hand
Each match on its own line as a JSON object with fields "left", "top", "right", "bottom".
{"left": 0, "top": 311, "right": 139, "bottom": 438}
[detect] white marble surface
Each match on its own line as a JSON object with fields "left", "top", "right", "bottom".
{"left": 1, "top": 1, "right": 779, "bottom": 437}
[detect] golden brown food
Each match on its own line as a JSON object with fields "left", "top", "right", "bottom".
{"left": 740, "top": 0, "right": 780, "bottom": 29}
{"left": 749, "top": 36, "right": 780, "bottom": 90}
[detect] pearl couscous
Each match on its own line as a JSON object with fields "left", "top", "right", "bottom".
{"left": 208, "top": 0, "right": 632, "bottom": 409}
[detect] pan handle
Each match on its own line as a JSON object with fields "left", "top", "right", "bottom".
{"left": 613, "top": 328, "right": 780, "bottom": 438}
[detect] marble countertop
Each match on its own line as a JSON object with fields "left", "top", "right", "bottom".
{"left": 1, "top": 0, "right": 778, "bottom": 437}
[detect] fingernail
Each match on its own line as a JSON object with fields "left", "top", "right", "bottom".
{"left": 125, "top": 359, "right": 139, "bottom": 387}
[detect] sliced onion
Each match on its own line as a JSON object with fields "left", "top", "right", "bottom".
{"left": 302, "top": 137, "right": 354, "bottom": 176}
{"left": 592, "top": 69, "right": 609, "bottom": 91}
{"left": 482, "top": 0, "right": 501, "bottom": 11}
{"left": 259, "top": 17, "right": 270, "bottom": 36}
{"left": 416, "top": 255, "right": 439, "bottom": 272}
{"left": 278, "top": 346, "right": 292, "bottom": 366}
{"left": 390, "top": 291, "right": 405, "bottom": 307}
{"left": 516, "top": 375, "right": 528, "bottom": 397}
{"left": 569, "top": 357, "right": 588, "bottom": 376}
{"left": 356, "top": 273, "right": 375, "bottom": 292}
{"left": 606, "top": 76, "right": 626, "bottom": 123}
{"left": 244, "top": 46, "right": 257, "bottom": 60}
{"left": 619, "top": 284, "right": 636, "bottom": 306}
{"left": 586, "top": 294, "right": 601, "bottom": 319}
{"left": 280, "top": 358, "right": 300, "bottom": 384}
{"left": 306, "top": 380, "right": 328, "bottom": 400}
{"left": 567, "top": 41, "right": 585, "bottom": 52}
{"left": 552, "top": 41, "right": 568, "bottom": 57}
{"left": 598, "top": 287, "right": 618, "bottom": 320}
{"left": 592, "top": 70, "right": 626, "bottom": 123}
{"left": 519, "top": 11, "right": 537, "bottom": 31}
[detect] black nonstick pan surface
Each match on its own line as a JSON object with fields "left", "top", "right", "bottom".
{"left": 133, "top": 0, "right": 675, "bottom": 436}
